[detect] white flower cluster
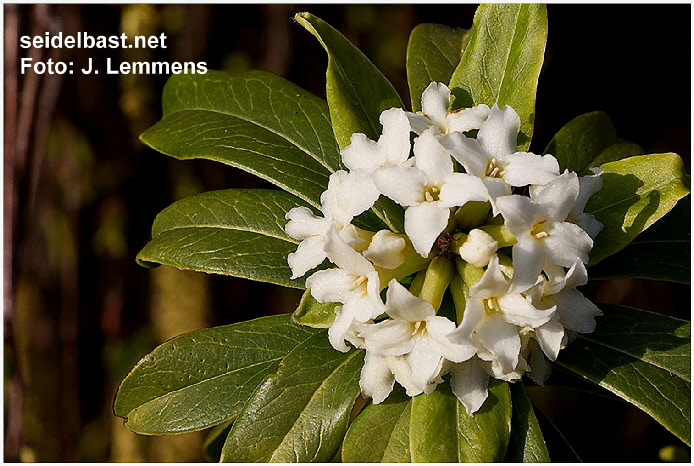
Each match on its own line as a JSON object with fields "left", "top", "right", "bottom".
{"left": 285, "top": 82, "right": 604, "bottom": 415}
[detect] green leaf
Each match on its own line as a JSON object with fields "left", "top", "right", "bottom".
{"left": 409, "top": 378, "right": 512, "bottom": 462}
{"left": 556, "top": 306, "right": 691, "bottom": 445}
{"left": 544, "top": 111, "right": 643, "bottom": 172}
{"left": 342, "top": 386, "right": 412, "bottom": 462}
{"left": 203, "top": 420, "right": 234, "bottom": 462}
{"left": 406, "top": 23, "right": 471, "bottom": 111}
{"left": 220, "top": 333, "right": 364, "bottom": 462}
{"left": 292, "top": 289, "right": 337, "bottom": 328}
{"left": 113, "top": 315, "right": 318, "bottom": 434}
{"left": 295, "top": 12, "right": 404, "bottom": 150}
{"left": 449, "top": 4, "right": 547, "bottom": 150}
{"left": 136, "top": 189, "right": 308, "bottom": 288}
{"left": 504, "top": 383, "right": 550, "bottom": 462}
{"left": 589, "top": 196, "right": 690, "bottom": 283}
{"left": 587, "top": 153, "right": 690, "bottom": 265}
{"left": 141, "top": 70, "right": 340, "bottom": 210}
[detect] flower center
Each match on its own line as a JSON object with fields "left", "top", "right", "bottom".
{"left": 530, "top": 220, "right": 549, "bottom": 239}
{"left": 353, "top": 275, "right": 369, "bottom": 297}
{"left": 484, "top": 297, "right": 500, "bottom": 315}
{"left": 424, "top": 186, "right": 441, "bottom": 202}
{"left": 410, "top": 320, "right": 426, "bottom": 336}
{"left": 485, "top": 159, "right": 504, "bottom": 178}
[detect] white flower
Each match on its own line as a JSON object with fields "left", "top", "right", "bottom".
{"left": 358, "top": 279, "right": 476, "bottom": 401}
{"left": 285, "top": 171, "right": 365, "bottom": 279}
{"left": 457, "top": 228, "right": 499, "bottom": 268}
{"left": 362, "top": 230, "right": 408, "bottom": 269}
{"left": 336, "top": 108, "right": 413, "bottom": 215}
{"left": 496, "top": 171, "right": 594, "bottom": 293}
{"left": 374, "top": 129, "right": 488, "bottom": 257}
{"left": 305, "top": 227, "right": 385, "bottom": 352}
{"left": 570, "top": 167, "right": 604, "bottom": 239}
{"left": 407, "top": 82, "right": 491, "bottom": 136}
{"left": 447, "top": 357, "right": 490, "bottom": 415}
{"left": 448, "top": 256, "right": 554, "bottom": 379}
{"left": 442, "top": 104, "right": 560, "bottom": 213}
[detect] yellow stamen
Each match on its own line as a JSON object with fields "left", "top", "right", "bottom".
{"left": 353, "top": 276, "right": 367, "bottom": 287}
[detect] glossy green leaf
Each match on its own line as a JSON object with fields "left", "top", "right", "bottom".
{"left": 504, "top": 383, "right": 550, "bottom": 462}
{"left": 292, "top": 289, "right": 337, "bottom": 328}
{"left": 141, "top": 70, "right": 340, "bottom": 210}
{"left": 544, "top": 111, "right": 643, "bottom": 172}
{"left": 449, "top": 4, "right": 547, "bottom": 150}
{"left": 342, "top": 386, "right": 412, "bottom": 462}
{"left": 203, "top": 420, "right": 234, "bottom": 462}
{"left": 295, "top": 13, "right": 404, "bottom": 149}
{"left": 588, "top": 196, "right": 690, "bottom": 283}
{"left": 113, "top": 315, "right": 318, "bottom": 434}
{"left": 220, "top": 333, "right": 364, "bottom": 462}
{"left": 409, "top": 378, "right": 512, "bottom": 462}
{"left": 406, "top": 23, "right": 471, "bottom": 111}
{"left": 556, "top": 306, "right": 691, "bottom": 445}
{"left": 587, "top": 153, "right": 690, "bottom": 265}
{"left": 136, "top": 189, "right": 308, "bottom": 288}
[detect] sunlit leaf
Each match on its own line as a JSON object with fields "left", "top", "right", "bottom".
{"left": 449, "top": 4, "right": 547, "bottom": 150}
{"left": 544, "top": 111, "right": 643, "bottom": 172}
{"left": 220, "top": 333, "right": 364, "bottom": 462}
{"left": 589, "top": 196, "right": 690, "bottom": 283}
{"left": 136, "top": 189, "right": 308, "bottom": 288}
{"left": 587, "top": 153, "right": 690, "bottom": 265}
{"left": 141, "top": 70, "right": 340, "bottom": 210}
{"left": 557, "top": 306, "right": 691, "bottom": 445}
{"left": 113, "top": 315, "right": 318, "bottom": 434}
{"left": 292, "top": 289, "right": 336, "bottom": 328}
{"left": 406, "top": 23, "right": 471, "bottom": 111}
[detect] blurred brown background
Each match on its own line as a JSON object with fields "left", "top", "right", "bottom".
{"left": 4, "top": 4, "right": 690, "bottom": 462}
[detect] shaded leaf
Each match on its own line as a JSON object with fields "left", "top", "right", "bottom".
{"left": 292, "top": 289, "right": 337, "bottom": 328}
{"left": 533, "top": 408, "right": 582, "bottom": 462}
{"left": 587, "top": 153, "right": 690, "bottom": 265}
{"left": 113, "top": 315, "right": 318, "bottom": 434}
{"left": 409, "top": 378, "right": 512, "bottom": 462}
{"left": 220, "top": 333, "right": 364, "bottom": 462}
{"left": 136, "top": 189, "right": 308, "bottom": 288}
{"left": 589, "top": 196, "right": 690, "bottom": 283}
{"left": 342, "top": 386, "right": 412, "bottom": 462}
{"left": 141, "top": 70, "right": 340, "bottom": 209}
{"left": 406, "top": 23, "right": 471, "bottom": 111}
{"left": 449, "top": 4, "right": 547, "bottom": 150}
{"left": 504, "top": 382, "right": 550, "bottom": 462}
{"left": 203, "top": 420, "right": 234, "bottom": 462}
{"left": 544, "top": 111, "right": 642, "bottom": 172}
{"left": 294, "top": 12, "right": 403, "bottom": 149}
{"left": 556, "top": 307, "right": 691, "bottom": 445}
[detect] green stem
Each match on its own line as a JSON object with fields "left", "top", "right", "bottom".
{"left": 418, "top": 256, "right": 454, "bottom": 311}
{"left": 478, "top": 224, "right": 516, "bottom": 247}
{"left": 449, "top": 273, "right": 469, "bottom": 325}
{"left": 455, "top": 201, "right": 490, "bottom": 230}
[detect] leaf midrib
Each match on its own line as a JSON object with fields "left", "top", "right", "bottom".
{"left": 153, "top": 223, "right": 297, "bottom": 245}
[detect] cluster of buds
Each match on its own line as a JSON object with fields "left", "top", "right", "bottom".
{"left": 285, "top": 82, "right": 603, "bottom": 415}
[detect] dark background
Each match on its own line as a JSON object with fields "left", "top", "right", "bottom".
{"left": 4, "top": 4, "right": 690, "bottom": 462}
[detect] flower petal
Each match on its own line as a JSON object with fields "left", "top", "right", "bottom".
{"left": 407, "top": 338, "right": 444, "bottom": 390}
{"left": 360, "top": 353, "right": 396, "bottom": 403}
{"left": 324, "top": 226, "right": 374, "bottom": 276}
{"left": 328, "top": 305, "right": 353, "bottom": 352}
{"left": 502, "top": 152, "right": 560, "bottom": 187}
{"left": 509, "top": 236, "right": 545, "bottom": 293}
{"left": 496, "top": 194, "right": 537, "bottom": 236}
{"left": 361, "top": 318, "right": 415, "bottom": 356}
{"left": 438, "top": 173, "right": 490, "bottom": 209}
{"left": 477, "top": 104, "right": 521, "bottom": 159}
{"left": 363, "top": 230, "right": 407, "bottom": 269}
{"left": 285, "top": 206, "right": 330, "bottom": 240}
{"left": 470, "top": 255, "right": 509, "bottom": 300}
{"left": 532, "top": 171, "right": 580, "bottom": 224}
{"left": 457, "top": 228, "right": 498, "bottom": 268}
{"left": 555, "top": 288, "right": 603, "bottom": 333}
{"left": 476, "top": 311, "right": 521, "bottom": 374}
{"left": 373, "top": 165, "right": 426, "bottom": 207}
{"left": 306, "top": 268, "right": 356, "bottom": 304}
{"left": 446, "top": 104, "right": 491, "bottom": 133}
{"left": 406, "top": 112, "right": 432, "bottom": 135}
{"left": 535, "top": 314, "right": 565, "bottom": 361}
{"left": 440, "top": 132, "right": 489, "bottom": 177}
{"left": 341, "top": 133, "right": 380, "bottom": 172}
{"left": 497, "top": 293, "right": 555, "bottom": 328}
{"left": 426, "top": 316, "right": 477, "bottom": 363}
{"left": 287, "top": 235, "right": 327, "bottom": 279}
{"left": 420, "top": 82, "right": 450, "bottom": 128}
{"left": 544, "top": 222, "right": 593, "bottom": 267}
{"left": 449, "top": 358, "right": 490, "bottom": 415}
{"left": 385, "top": 279, "right": 434, "bottom": 322}
{"left": 413, "top": 129, "right": 454, "bottom": 186}
{"left": 404, "top": 202, "right": 451, "bottom": 257}
{"left": 379, "top": 107, "right": 413, "bottom": 165}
